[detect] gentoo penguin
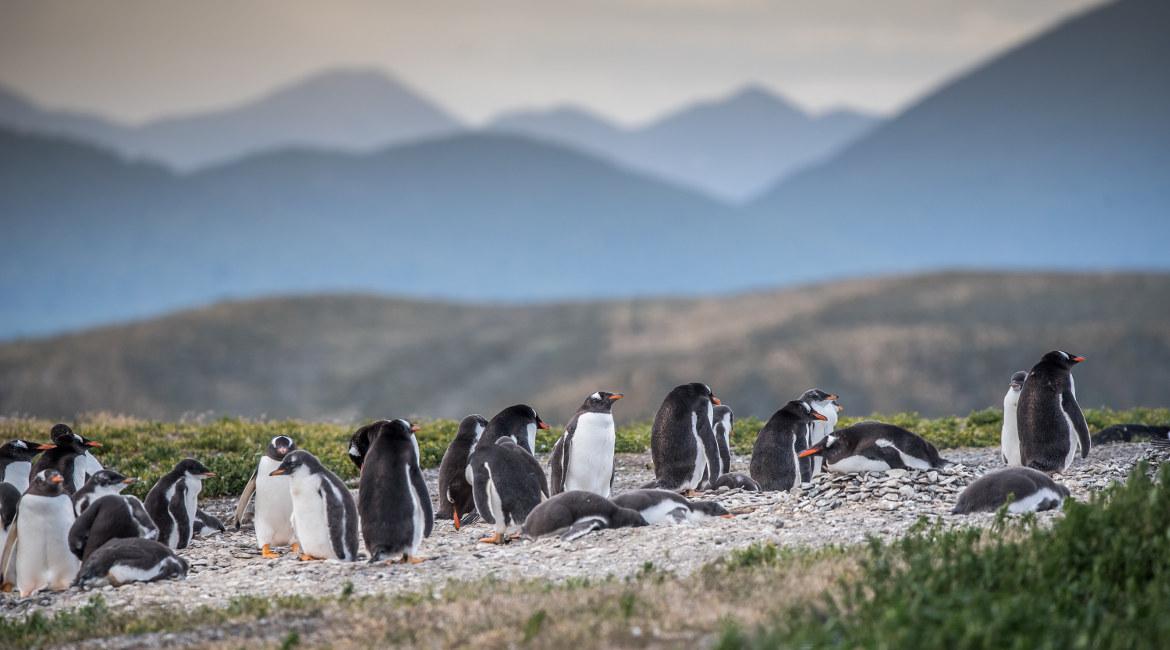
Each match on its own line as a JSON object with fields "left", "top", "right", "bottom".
{"left": 232, "top": 435, "right": 298, "bottom": 558}
{"left": 0, "top": 439, "right": 54, "bottom": 493}
{"left": 550, "top": 391, "right": 623, "bottom": 497}
{"left": 521, "top": 491, "right": 647, "bottom": 541}
{"left": 68, "top": 494, "right": 158, "bottom": 561}
{"left": 73, "top": 469, "right": 137, "bottom": 514}
{"left": 750, "top": 401, "right": 826, "bottom": 491}
{"left": 143, "top": 458, "right": 216, "bottom": 550}
{"left": 712, "top": 404, "right": 735, "bottom": 480}
{"left": 474, "top": 404, "right": 550, "bottom": 456}
{"left": 952, "top": 467, "right": 1070, "bottom": 514}
{"left": 799, "top": 389, "right": 841, "bottom": 482}
{"left": 1000, "top": 371, "right": 1028, "bottom": 466}
{"left": 649, "top": 383, "right": 722, "bottom": 493}
{"left": 359, "top": 419, "right": 433, "bottom": 563}
{"left": 192, "top": 510, "right": 225, "bottom": 537}
{"left": 347, "top": 424, "right": 372, "bottom": 470}
{"left": 270, "top": 450, "right": 359, "bottom": 561}
{"left": 9, "top": 470, "right": 80, "bottom": 596}
{"left": 611, "top": 489, "right": 731, "bottom": 524}
{"left": 711, "top": 472, "right": 761, "bottom": 491}
{"left": 797, "top": 422, "right": 948, "bottom": 473}
{"left": 468, "top": 437, "right": 549, "bottom": 544}
{"left": 0, "top": 482, "right": 19, "bottom": 563}
{"left": 30, "top": 424, "right": 102, "bottom": 494}
{"left": 75, "top": 538, "right": 188, "bottom": 588}
{"left": 437, "top": 414, "right": 488, "bottom": 529}
{"left": 1016, "top": 351, "right": 1090, "bottom": 473}
{"left": 1092, "top": 423, "right": 1170, "bottom": 446}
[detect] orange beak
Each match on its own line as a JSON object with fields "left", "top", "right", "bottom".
{"left": 812, "top": 412, "right": 828, "bottom": 421}
{"left": 49, "top": 474, "right": 64, "bottom": 484}
{"left": 537, "top": 421, "right": 550, "bottom": 430}
{"left": 269, "top": 468, "right": 287, "bottom": 476}
{"left": 608, "top": 393, "right": 624, "bottom": 401}
{"left": 200, "top": 472, "right": 217, "bottom": 478}
{"left": 36, "top": 443, "right": 56, "bottom": 451}
{"left": 1071, "top": 355, "right": 1086, "bottom": 363}
{"left": 411, "top": 424, "right": 421, "bottom": 433}
{"left": 711, "top": 396, "right": 722, "bottom": 406}
{"left": 122, "top": 477, "right": 137, "bottom": 485}
{"left": 798, "top": 447, "right": 822, "bottom": 458}
{"left": 826, "top": 394, "right": 839, "bottom": 401}
{"left": 85, "top": 441, "right": 102, "bottom": 447}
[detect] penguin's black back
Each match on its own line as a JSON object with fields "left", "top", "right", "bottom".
{"left": 522, "top": 490, "right": 646, "bottom": 538}
{"left": 749, "top": 404, "right": 808, "bottom": 491}
{"left": 470, "top": 438, "right": 548, "bottom": 526}
{"left": 650, "top": 383, "right": 717, "bottom": 490}
{"left": 359, "top": 421, "right": 432, "bottom": 560}
{"left": 953, "top": 467, "right": 1070, "bottom": 514}
{"left": 1017, "top": 355, "right": 1087, "bottom": 471}
{"left": 75, "top": 538, "right": 187, "bottom": 586}
{"left": 611, "top": 489, "right": 689, "bottom": 512}
{"left": 0, "top": 482, "right": 20, "bottom": 528}
{"left": 69, "top": 494, "right": 155, "bottom": 561}
{"left": 712, "top": 472, "right": 760, "bottom": 491}
{"left": 437, "top": 416, "right": 484, "bottom": 520}
{"left": 832, "top": 422, "right": 947, "bottom": 469}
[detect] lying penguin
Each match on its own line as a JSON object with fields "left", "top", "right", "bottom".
{"left": 521, "top": 491, "right": 647, "bottom": 541}
{"left": 74, "top": 538, "right": 188, "bottom": 588}
{"left": 1091, "top": 424, "right": 1170, "bottom": 446}
{"left": 69, "top": 493, "right": 158, "bottom": 561}
{"left": 797, "top": 422, "right": 949, "bottom": 473}
{"left": 952, "top": 467, "right": 1070, "bottom": 515}
{"left": 711, "top": 473, "right": 761, "bottom": 491}
{"left": 611, "top": 489, "right": 732, "bottom": 524}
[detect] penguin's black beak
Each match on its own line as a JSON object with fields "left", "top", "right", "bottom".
{"left": 711, "top": 396, "right": 722, "bottom": 405}
{"left": 537, "top": 421, "right": 550, "bottom": 430}
{"left": 798, "top": 445, "right": 824, "bottom": 458}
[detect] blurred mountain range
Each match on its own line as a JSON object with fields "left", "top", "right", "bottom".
{"left": 1, "top": 0, "right": 1168, "bottom": 340}
{"left": 2, "top": 272, "right": 1167, "bottom": 421}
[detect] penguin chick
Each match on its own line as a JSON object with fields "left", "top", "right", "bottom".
{"left": 522, "top": 491, "right": 647, "bottom": 541}
{"left": 953, "top": 467, "right": 1070, "bottom": 514}
{"left": 611, "top": 489, "right": 732, "bottom": 524}
{"left": 75, "top": 538, "right": 188, "bottom": 588}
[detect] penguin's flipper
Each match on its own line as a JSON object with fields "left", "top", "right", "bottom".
{"left": 459, "top": 512, "right": 480, "bottom": 527}
{"left": 548, "top": 432, "right": 567, "bottom": 495}
{"left": 1063, "top": 387, "right": 1091, "bottom": 458}
{"left": 170, "top": 481, "right": 192, "bottom": 549}
{"left": 68, "top": 501, "right": 100, "bottom": 559}
{"left": 409, "top": 462, "right": 434, "bottom": 538}
{"left": 0, "top": 514, "right": 17, "bottom": 586}
{"left": 232, "top": 470, "right": 259, "bottom": 529}
{"left": 470, "top": 461, "right": 496, "bottom": 525}
{"left": 560, "top": 517, "right": 605, "bottom": 542}
{"left": 697, "top": 411, "right": 723, "bottom": 484}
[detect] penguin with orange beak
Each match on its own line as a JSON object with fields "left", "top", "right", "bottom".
{"left": 472, "top": 404, "right": 550, "bottom": 457}
{"left": 550, "top": 391, "right": 624, "bottom": 497}
{"left": 649, "top": 383, "right": 723, "bottom": 493}
{"left": 30, "top": 424, "right": 102, "bottom": 494}
{"left": 143, "top": 459, "right": 216, "bottom": 549}
{"left": 1016, "top": 350, "right": 1090, "bottom": 473}
{"left": 796, "top": 422, "right": 948, "bottom": 473}
{"left": 750, "top": 400, "right": 827, "bottom": 491}
{"left": 0, "top": 439, "right": 55, "bottom": 493}
{"left": 6, "top": 469, "right": 80, "bottom": 596}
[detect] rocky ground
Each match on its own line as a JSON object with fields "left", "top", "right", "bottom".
{"left": 0, "top": 442, "right": 1162, "bottom": 624}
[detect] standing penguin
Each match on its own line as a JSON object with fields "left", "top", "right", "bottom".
{"left": 30, "top": 424, "right": 102, "bottom": 494}
{"left": 649, "top": 383, "right": 722, "bottom": 493}
{"left": 1016, "top": 351, "right": 1090, "bottom": 473}
{"left": 0, "top": 440, "right": 54, "bottom": 493}
{"left": 437, "top": 414, "right": 488, "bottom": 529}
{"left": 521, "top": 491, "right": 647, "bottom": 541}
{"left": 474, "top": 404, "right": 550, "bottom": 456}
{"left": 232, "top": 435, "right": 298, "bottom": 558}
{"left": 73, "top": 470, "right": 137, "bottom": 515}
{"left": 1001, "top": 371, "right": 1028, "bottom": 466}
{"left": 952, "top": 467, "right": 1070, "bottom": 514}
{"left": 799, "top": 389, "right": 841, "bottom": 482}
{"left": 0, "top": 483, "right": 19, "bottom": 562}
{"left": 359, "top": 419, "right": 433, "bottom": 563}
{"left": 750, "top": 401, "right": 826, "bottom": 491}
{"left": 75, "top": 538, "right": 188, "bottom": 588}
{"left": 270, "top": 450, "right": 359, "bottom": 561}
{"left": 9, "top": 470, "right": 80, "bottom": 596}
{"left": 550, "top": 391, "right": 623, "bottom": 497}
{"left": 797, "top": 422, "right": 948, "bottom": 472}
{"left": 712, "top": 404, "right": 734, "bottom": 480}
{"left": 68, "top": 493, "right": 158, "bottom": 561}
{"left": 469, "top": 437, "right": 549, "bottom": 544}
{"left": 143, "top": 459, "right": 216, "bottom": 550}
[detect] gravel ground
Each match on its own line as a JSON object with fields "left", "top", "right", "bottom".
{"left": 1, "top": 442, "right": 1163, "bottom": 623}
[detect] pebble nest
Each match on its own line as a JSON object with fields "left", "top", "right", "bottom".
{"left": 1, "top": 442, "right": 1164, "bottom": 622}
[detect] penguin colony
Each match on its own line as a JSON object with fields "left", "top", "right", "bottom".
{"left": 0, "top": 349, "right": 1152, "bottom": 598}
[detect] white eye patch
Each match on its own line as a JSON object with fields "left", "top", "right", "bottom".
{"left": 590, "top": 392, "right": 601, "bottom": 400}
{"left": 13, "top": 440, "right": 26, "bottom": 449}
{"left": 825, "top": 435, "right": 838, "bottom": 447}
{"left": 348, "top": 444, "right": 360, "bottom": 457}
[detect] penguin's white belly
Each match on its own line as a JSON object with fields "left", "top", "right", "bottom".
{"left": 407, "top": 465, "right": 424, "bottom": 555}
{"left": 484, "top": 469, "right": 511, "bottom": 534}
{"left": 288, "top": 473, "right": 336, "bottom": 559}
{"left": 827, "top": 455, "right": 892, "bottom": 474}
{"left": 15, "top": 494, "right": 79, "bottom": 595}
{"left": 83, "top": 452, "right": 103, "bottom": 476}
{"left": 254, "top": 457, "right": 295, "bottom": 546}
{"left": 638, "top": 500, "right": 690, "bottom": 525}
{"left": 3, "top": 462, "right": 30, "bottom": 492}
{"left": 1060, "top": 395, "right": 1078, "bottom": 472}
{"left": 1001, "top": 390, "right": 1022, "bottom": 466}
{"left": 526, "top": 423, "right": 537, "bottom": 455}
{"left": 565, "top": 414, "right": 615, "bottom": 497}
{"left": 70, "top": 462, "right": 87, "bottom": 493}
{"left": 107, "top": 557, "right": 177, "bottom": 586}
{"left": 1008, "top": 487, "right": 1065, "bottom": 514}
{"left": 688, "top": 413, "right": 706, "bottom": 490}
{"left": 874, "top": 439, "right": 932, "bottom": 470}
{"left": 181, "top": 476, "right": 201, "bottom": 541}
{"left": 160, "top": 483, "right": 180, "bottom": 548}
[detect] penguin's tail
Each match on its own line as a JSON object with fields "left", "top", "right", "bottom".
{"left": 459, "top": 512, "right": 481, "bottom": 527}
{"left": 368, "top": 548, "right": 405, "bottom": 564}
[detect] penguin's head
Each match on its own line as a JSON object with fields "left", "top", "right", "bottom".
{"left": 1009, "top": 370, "right": 1028, "bottom": 391}
{"left": 270, "top": 450, "right": 317, "bottom": 477}
{"left": 690, "top": 500, "right": 734, "bottom": 519}
{"left": 0, "top": 439, "right": 55, "bottom": 460}
{"left": 579, "top": 391, "right": 624, "bottom": 414}
{"left": 800, "top": 388, "right": 839, "bottom": 406}
{"left": 798, "top": 431, "right": 852, "bottom": 465}
{"left": 677, "top": 383, "right": 721, "bottom": 407}
{"left": 266, "top": 435, "right": 297, "bottom": 461}
{"left": 175, "top": 458, "right": 216, "bottom": 480}
{"left": 784, "top": 400, "right": 828, "bottom": 423}
{"left": 86, "top": 469, "right": 137, "bottom": 492}
{"left": 1042, "top": 350, "right": 1086, "bottom": 369}
{"left": 712, "top": 404, "right": 734, "bottom": 430}
{"left": 457, "top": 414, "right": 490, "bottom": 445}
{"left": 492, "top": 405, "right": 550, "bottom": 435}
{"left": 31, "top": 469, "right": 67, "bottom": 495}
{"left": 50, "top": 423, "right": 98, "bottom": 453}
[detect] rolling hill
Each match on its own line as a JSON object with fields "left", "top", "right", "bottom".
{"left": 2, "top": 272, "right": 1167, "bottom": 422}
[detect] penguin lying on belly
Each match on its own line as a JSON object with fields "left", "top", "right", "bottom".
{"left": 952, "top": 467, "right": 1070, "bottom": 514}
{"left": 797, "top": 422, "right": 949, "bottom": 473}
{"left": 521, "top": 491, "right": 647, "bottom": 541}
{"left": 75, "top": 538, "right": 188, "bottom": 588}
{"left": 611, "top": 489, "right": 732, "bottom": 524}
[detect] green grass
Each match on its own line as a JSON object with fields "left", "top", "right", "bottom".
{"left": 0, "top": 407, "right": 1165, "bottom": 498}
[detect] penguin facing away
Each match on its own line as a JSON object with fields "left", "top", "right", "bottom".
{"left": 711, "top": 472, "right": 761, "bottom": 492}
{"left": 1001, "top": 371, "right": 1028, "bottom": 466}
{"left": 611, "top": 489, "right": 732, "bottom": 525}
{"left": 550, "top": 391, "right": 623, "bottom": 498}
{"left": 1016, "top": 351, "right": 1090, "bottom": 473}
{"left": 75, "top": 538, "right": 188, "bottom": 588}
{"left": 437, "top": 414, "right": 488, "bottom": 530}
{"left": 232, "top": 435, "right": 298, "bottom": 558}
{"left": 952, "top": 467, "right": 1070, "bottom": 514}
{"left": 799, "top": 389, "right": 841, "bottom": 482}
{"left": 649, "top": 383, "right": 722, "bottom": 493}
{"left": 68, "top": 493, "right": 158, "bottom": 561}
{"left": 30, "top": 424, "right": 102, "bottom": 494}
{"left": 9, "top": 470, "right": 80, "bottom": 596}
{"left": 798, "top": 422, "right": 948, "bottom": 473}
{"left": 358, "top": 419, "right": 434, "bottom": 564}
{"left": 73, "top": 470, "right": 137, "bottom": 515}
{"left": 270, "top": 450, "right": 359, "bottom": 561}
{"left": 0, "top": 439, "right": 54, "bottom": 493}
{"left": 712, "top": 404, "right": 735, "bottom": 480}
{"left": 521, "top": 491, "right": 647, "bottom": 541}
{"left": 750, "top": 400, "right": 826, "bottom": 491}
{"left": 143, "top": 459, "right": 216, "bottom": 550}
{"left": 469, "top": 437, "right": 549, "bottom": 544}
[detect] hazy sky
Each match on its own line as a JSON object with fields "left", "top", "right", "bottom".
{"left": 0, "top": 0, "right": 1102, "bottom": 126}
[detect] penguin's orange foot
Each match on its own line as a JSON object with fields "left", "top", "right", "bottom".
{"left": 478, "top": 532, "right": 504, "bottom": 544}
{"left": 290, "top": 543, "right": 300, "bottom": 555}
{"left": 452, "top": 505, "right": 461, "bottom": 530}
{"left": 406, "top": 555, "right": 427, "bottom": 564}
{"left": 0, "top": 582, "right": 11, "bottom": 593}
{"left": 261, "top": 544, "right": 280, "bottom": 559}
{"left": 299, "top": 553, "right": 323, "bottom": 562}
